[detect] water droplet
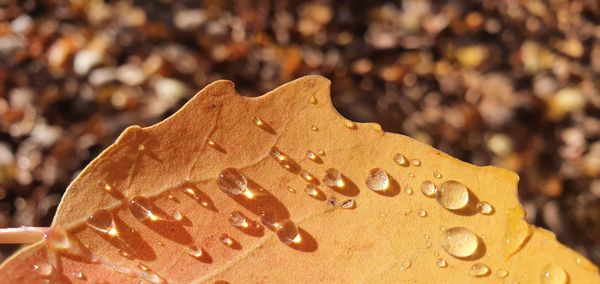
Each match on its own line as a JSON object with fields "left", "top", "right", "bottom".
{"left": 158, "top": 241, "right": 165, "bottom": 246}
{"left": 269, "top": 146, "right": 281, "bottom": 159}
{"left": 411, "top": 159, "right": 421, "bottom": 166}
{"left": 46, "top": 229, "right": 96, "bottom": 262}
{"left": 276, "top": 219, "right": 301, "bottom": 244}
{"left": 436, "top": 258, "right": 448, "bottom": 268}
{"left": 421, "top": 181, "right": 438, "bottom": 197}
{"left": 425, "top": 241, "right": 432, "bottom": 248}
{"left": 344, "top": 120, "right": 356, "bottom": 129}
{"left": 172, "top": 210, "right": 183, "bottom": 221}
{"left": 433, "top": 171, "right": 442, "bottom": 179}
{"left": 424, "top": 234, "right": 431, "bottom": 239}
{"left": 73, "top": 271, "right": 85, "bottom": 279}
{"left": 404, "top": 186, "right": 413, "bottom": 195}
{"left": 540, "top": 263, "right": 568, "bottom": 284}
{"left": 409, "top": 172, "right": 415, "bottom": 178}
{"left": 138, "top": 271, "right": 163, "bottom": 284}
{"left": 365, "top": 168, "right": 390, "bottom": 192}
{"left": 129, "top": 196, "right": 160, "bottom": 221}
{"left": 436, "top": 180, "right": 469, "bottom": 210}
{"left": 87, "top": 209, "right": 118, "bottom": 236}
{"left": 300, "top": 170, "right": 316, "bottom": 182}
{"left": 34, "top": 262, "right": 53, "bottom": 276}
{"left": 287, "top": 186, "right": 296, "bottom": 193}
{"left": 418, "top": 209, "right": 428, "bottom": 217}
{"left": 368, "top": 123, "right": 384, "bottom": 136}
{"left": 399, "top": 260, "right": 412, "bottom": 270}
{"left": 259, "top": 212, "right": 278, "bottom": 230}
{"left": 110, "top": 263, "right": 135, "bottom": 276}
{"left": 327, "top": 196, "right": 337, "bottom": 206}
{"left": 206, "top": 139, "right": 223, "bottom": 151}
{"left": 393, "top": 153, "right": 409, "bottom": 166}
{"left": 304, "top": 184, "right": 320, "bottom": 198}
{"left": 308, "top": 94, "right": 317, "bottom": 104}
{"left": 310, "top": 125, "right": 319, "bottom": 131}
{"left": 470, "top": 263, "right": 490, "bottom": 277}
{"left": 496, "top": 269, "right": 509, "bottom": 278}
{"left": 268, "top": 147, "right": 298, "bottom": 171}
{"left": 306, "top": 150, "right": 317, "bottom": 161}
{"left": 185, "top": 246, "right": 204, "bottom": 258}
{"left": 440, "top": 226, "right": 447, "bottom": 232}
{"left": 433, "top": 252, "right": 440, "bottom": 257}
{"left": 478, "top": 202, "right": 494, "bottom": 215}
{"left": 217, "top": 168, "right": 253, "bottom": 199}
{"left": 138, "top": 263, "right": 150, "bottom": 271}
{"left": 219, "top": 233, "right": 235, "bottom": 247}
{"left": 317, "top": 149, "right": 326, "bottom": 156}
{"left": 228, "top": 211, "right": 250, "bottom": 229}
{"left": 322, "top": 168, "right": 344, "bottom": 187}
{"left": 252, "top": 116, "right": 265, "bottom": 127}
{"left": 441, "top": 227, "right": 480, "bottom": 258}
{"left": 99, "top": 181, "right": 113, "bottom": 193}
{"left": 340, "top": 199, "right": 355, "bottom": 209}
{"left": 119, "top": 249, "right": 133, "bottom": 259}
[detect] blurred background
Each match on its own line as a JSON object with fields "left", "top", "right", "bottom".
{"left": 0, "top": 0, "right": 599, "bottom": 264}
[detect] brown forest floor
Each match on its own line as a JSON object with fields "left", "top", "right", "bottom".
{"left": 0, "top": 0, "right": 599, "bottom": 265}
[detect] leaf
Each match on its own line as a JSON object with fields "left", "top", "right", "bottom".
{"left": 1, "top": 75, "right": 598, "bottom": 283}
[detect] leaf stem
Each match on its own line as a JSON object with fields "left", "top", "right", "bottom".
{"left": 0, "top": 227, "right": 49, "bottom": 244}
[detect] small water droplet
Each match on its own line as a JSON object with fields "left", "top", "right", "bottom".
{"left": 425, "top": 241, "right": 432, "bottom": 248}
{"left": 34, "top": 263, "right": 53, "bottom": 276}
{"left": 399, "top": 260, "right": 412, "bottom": 270}
{"left": 119, "top": 249, "right": 133, "bottom": 259}
{"left": 206, "top": 139, "right": 224, "bottom": 151}
{"left": 129, "top": 196, "right": 160, "bottom": 221}
{"left": 340, "top": 199, "right": 355, "bottom": 209}
{"left": 436, "top": 258, "right": 448, "bottom": 268}
{"left": 228, "top": 211, "right": 250, "bottom": 229}
{"left": 217, "top": 168, "right": 253, "bottom": 199}
{"left": 110, "top": 263, "right": 135, "bottom": 276}
{"left": 310, "top": 125, "right": 319, "bottom": 131}
{"left": 411, "top": 159, "right": 421, "bottom": 166}
{"left": 87, "top": 209, "right": 118, "bottom": 236}
{"left": 424, "top": 234, "right": 431, "bottom": 239}
{"left": 540, "top": 263, "right": 568, "bottom": 284}
{"left": 138, "top": 271, "right": 163, "bottom": 284}
{"left": 172, "top": 210, "right": 183, "bottom": 221}
{"left": 219, "top": 233, "right": 235, "bottom": 247}
{"left": 327, "top": 196, "right": 337, "bottom": 206}
{"left": 440, "top": 226, "right": 447, "bottom": 232}
{"left": 158, "top": 241, "right": 165, "bottom": 246}
{"left": 306, "top": 150, "right": 318, "bottom": 161}
{"left": 436, "top": 180, "right": 469, "bottom": 210}
{"left": 393, "top": 153, "right": 409, "bottom": 166}
{"left": 277, "top": 219, "right": 301, "bottom": 244}
{"left": 317, "top": 149, "right": 326, "bottom": 156}
{"left": 186, "top": 246, "right": 204, "bottom": 258}
{"left": 421, "top": 181, "right": 438, "bottom": 197}
{"left": 308, "top": 94, "right": 317, "bottom": 104}
{"left": 409, "top": 172, "right": 415, "bottom": 178}
{"left": 433, "top": 171, "right": 442, "bottom": 179}
{"left": 252, "top": 116, "right": 265, "bottom": 127}
{"left": 138, "top": 263, "right": 150, "bottom": 271}
{"left": 441, "top": 227, "right": 480, "bottom": 258}
{"left": 404, "top": 186, "right": 413, "bottom": 195}
{"left": 477, "top": 201, "right": 494, "bottom": 215}
{"left": 418, "top": 209, "right": 427, "bottom": 217}
{"left": 470, "top": 263, "right": 490, "bottom": 277}
{"left": 365, "top": 168, "right": 390, "bottom": 192}
{"left": 496, "top": 269, "right": 509, "bottom": 278}
{"left": 73, "top": 271, "right": 85, "bottom": 279}
{"left": 433, "top": 252, "right": 440, "bottom": 257}
{"left": 304, "top": 184, "right": 320, "bottom": 198}
{"left": 322, "top": 168, "right": 344, "bottom": 187}
{"left": 300, "top": 170, "right": 316, "bottom": 182}
{"left": 287, "top": 186, "right": 296, "bottom": 193}
{"left": 344, "top": 120, "right": 357, "bottom": 129}
{"left": 99, "top": 181, "right": 113, "bottom": 193}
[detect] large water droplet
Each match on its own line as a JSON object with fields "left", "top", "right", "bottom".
{"left": 87, "top": 209, "right": 118, "bottom": 236}
{"left": 228, "top": 211, "right": 250, "bottom": 229}
{"left": 259, "top": 212, "right": 278, "bottom": 230}
{"left": 420, "top": 181, "right": 437, "bottom": 197}
{"left": 217, "top": 168, "right": 253, "bottom": 198}
{"left": 276, "top": 219, "right": 301, "bottom": 245}
{"left": 393, "top": 153, "right": 409, "bottom": 166}
{"left": 441, "top": 227, "right": 480, "bottom": 258}
{"left": 436, "top": 180, "right": 469, "bottom": 210}
{"left": 365, "top": 168, "right": 390, "bottom": 192}
{"left": 129, "top": 196, "right": 160, "bottom": 221}
{"left": 470, "top": 263, "right": 490, "bottom": 277}
{"left": 540, "top": 263, "right": 568, "bottom": 284}
{"left": 322, "top": 168, "right": 344, "bottom": 187}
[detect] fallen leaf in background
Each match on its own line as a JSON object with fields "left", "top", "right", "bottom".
{"left": 0, "top": 76, "right": 598, "bottom": 283}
